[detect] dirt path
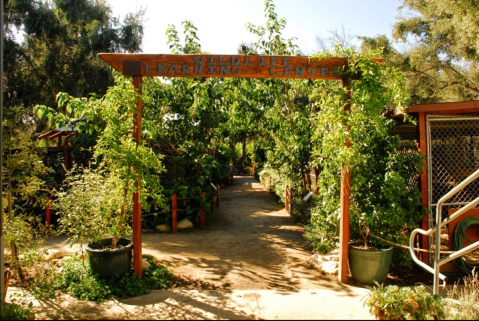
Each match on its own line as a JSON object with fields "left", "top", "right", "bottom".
{"left": 142, "top": 175, "right": 345, "bottom": 291}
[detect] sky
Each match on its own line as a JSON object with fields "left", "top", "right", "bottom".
{"left": 108, "top": 0, "right": 405, "bottom": 55}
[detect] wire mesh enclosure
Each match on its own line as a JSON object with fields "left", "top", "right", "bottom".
{"left": 426, "top": 115, "right": 479, "bottom": 263}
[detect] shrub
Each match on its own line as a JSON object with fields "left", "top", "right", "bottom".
{"left": 30, "top": 255, "right": 174, "bottom": 303}
{"left": 364, "top": 282, "right": 445, "bottom": 320}
{"left": 0, "top": 299, "right": 34, "bottom": 320}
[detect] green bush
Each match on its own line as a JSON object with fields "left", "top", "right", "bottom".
{"left": 0, "top": 299, "right": 34, "bottom": 320}
{"left": 364, "top": 282, "right": 445, "bottom": 320}
{"left": 38, "top": 255, "right": 174, "bottom": 303}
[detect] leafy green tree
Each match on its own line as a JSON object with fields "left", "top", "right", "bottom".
{"left": 2, "top": 106, "right": 52, "bottom": 280}
{"left": 36, "top": 74, "right": 166, "bottom": 248}
{"left": 4, "top": 0, "right": 144, "bottom": 112}
{"left": 307, "top": 45, "right": 424, "bottom": 266}
{"left": 361, "top": 0, "right": 479, "bottom": 103}
{"left": 148, "top": 21, "right": 228, "bottom": 218}
{"left": 245, "top": 0, "right": 320, "bottom": 198}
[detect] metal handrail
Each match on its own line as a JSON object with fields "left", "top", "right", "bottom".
{"left": 409, "top": 168, "right": 479, "bottom": 295}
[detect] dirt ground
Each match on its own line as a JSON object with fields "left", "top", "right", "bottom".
{"left": 139, "top": 175, "right": 451, "bottom": 291}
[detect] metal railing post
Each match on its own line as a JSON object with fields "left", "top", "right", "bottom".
{"left": 409, "top": 168, "right": 479, "bottom": 295}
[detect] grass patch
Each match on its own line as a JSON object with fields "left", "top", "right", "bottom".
{"left": 444, "top": 271, "right": 479, "bottom": 320}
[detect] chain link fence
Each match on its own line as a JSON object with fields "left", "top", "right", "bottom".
{"left": 426, "top": 115, "right": 479, "bottom": 263}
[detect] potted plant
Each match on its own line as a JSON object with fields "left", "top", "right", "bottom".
{"left": 346, "top": 115, "right": 424, "bottom": 286}
{"left": 39, "top": 75, "right": 166, "bottom": 278}
{"left": 54, "top": 166, "right": 134, "bottom": 278}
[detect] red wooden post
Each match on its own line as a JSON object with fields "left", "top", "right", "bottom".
{"left": 46, "top": 197, "right": 52, "bottom": 232}
{"left": 172, "top": 194, "right": 177, "bottom": 233}
{"left": 227, "top": 172, "right": 231, "bottom": 186}
{"left": 269, "top": 176, "right": 272, "bottom": 192}
{"left": 200, "top": 192, "right": 205, "bottom": 227}
{"left": 252, "top": 164, "right": 256, "bottom": 174}
{"left": 339, "top": 78, "right": 352, "bottom": 283}
{"left": 290, "top": 187, "right": 294, "bottom": 215}
{"left": 285, "top": 185, "right": 289, "bottom": 211}
{"left": 132, "top": 75, "right": 143, "bottom": 278}
{"left": 216, "top": 184, "right": 220, "bottom": 207}
{"left": 418, "top": 112, "right": 429, "bottom": 263}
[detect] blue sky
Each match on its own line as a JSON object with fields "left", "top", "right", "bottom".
{"left": 108, "top": 0, "right": 404, "bottom": 55}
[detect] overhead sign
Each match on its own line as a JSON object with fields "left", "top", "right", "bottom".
{"left": 98, "top": 54, "right": 384, "bottom": 80}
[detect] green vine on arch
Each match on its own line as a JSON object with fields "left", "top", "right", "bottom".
{"left": 308, "top": 45, "right": 425, "bottom": 266}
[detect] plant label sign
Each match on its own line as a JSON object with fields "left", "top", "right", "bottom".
{"left": 98, "top": 54, "right": 371, "bottom": 80}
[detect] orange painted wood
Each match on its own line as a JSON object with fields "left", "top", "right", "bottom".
{"left": 99, "top": 53, "right": 385, "bottom": 80}
{"left": 200, "top": 192, "right": 205, "bottom": 228}
{"left": 38, "top": 130, "right": 56, "bottom": 140}
{"left": 339, "top": 79, "right": 352, "bottom": 283}
{"left": 290, "top": 187, "right": 294, "bottom": 215}
{"left": 172, "top": 194, "right": 177, "bottom": 233}
{"left": 407, "top": 100, "right": 479, "bottom": 114}
{"left": 46, "top": 197, "right": 52, "bottom": 231}
{"left": 216, "top": 184, "right": 220, "bottom": 207}
{"left": 132, "top": 76, "right": 143, "bottom": 278}
{"left": 418, "top": 112, "right": 429, "bottom": 263}
{"left": 285, "top": 185, "right": 289, "bottom": 211}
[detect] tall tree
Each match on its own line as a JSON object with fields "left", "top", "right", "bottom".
{"left": 3, "top": 0, "right": 144, "bottom": 112}
{"left": 361, "top": 0, "right": 479, "bottom": 103}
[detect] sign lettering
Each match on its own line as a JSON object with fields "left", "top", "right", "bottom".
{"left": 99, "top": 53, "right": 385, "bottom": 79}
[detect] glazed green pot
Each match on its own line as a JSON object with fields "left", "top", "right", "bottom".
{"left": 86, "top": 238, "right": 133, "bottom": 279}
{"left": 349, "top": 243, "right": 393, "bottom": 286}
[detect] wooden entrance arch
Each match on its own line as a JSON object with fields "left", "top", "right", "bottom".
{"left": 99, "top": 53, "right": 384, "bottom": 281}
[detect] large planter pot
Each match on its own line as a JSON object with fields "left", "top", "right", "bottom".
{"left": 86, "top": 238, "right": 133, "bottom": 279}
{"left": 349, "top": 243, "right": 393, "bottom": 286}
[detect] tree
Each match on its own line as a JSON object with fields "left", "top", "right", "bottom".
{"left": 245, "top": 0, "right": 320, "bottom": 197}
{"left": 4, "top": 0, "right": 145, "bottom": 113}
{"left": 2, "top": 106, "right": 52, "bottom": 280}
{"left": 361, "top": 0, "right": 479, "bottom": 104}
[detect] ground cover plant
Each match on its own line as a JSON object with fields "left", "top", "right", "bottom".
{"left": 29, "top": 255, "right": 173, "bottom": 303}
{"left": 0, "top": 298, "right": 34, "bottom": 321}
{"left": 364, "top": 270, "right": 479, "bottom": 320}
{"left": 364, "top": 281, "right": 445, "bottom": 320}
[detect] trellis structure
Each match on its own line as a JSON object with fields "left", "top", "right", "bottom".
{"left": 98, "top": 53, "right": 384, "bottom": 281}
